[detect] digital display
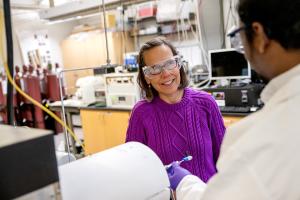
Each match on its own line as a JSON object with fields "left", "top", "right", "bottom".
{"left": 209, "top": 49, "right": 250, "bottom": 80}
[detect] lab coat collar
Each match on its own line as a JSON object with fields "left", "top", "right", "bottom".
{"left": 260, "top": 63, "right": 300, "bottom": 104}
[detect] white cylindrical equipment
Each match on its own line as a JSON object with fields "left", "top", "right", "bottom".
{"left": 59, "top": 142, "right": 170, "bottom": 200}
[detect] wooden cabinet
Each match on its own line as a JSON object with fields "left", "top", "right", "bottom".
{"left": 80, "top": 108, "right": 246, "bottom": 155}
{"left": 80, "top": 109, "right": 131, "bottom": 155}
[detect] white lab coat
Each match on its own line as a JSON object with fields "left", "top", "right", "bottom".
{"left": 177, "top": 63, "right": 300, "bottom": 200}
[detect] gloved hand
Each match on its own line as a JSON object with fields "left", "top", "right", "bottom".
{"left": 166, "top": 162, "right": 191, "bottom": 190}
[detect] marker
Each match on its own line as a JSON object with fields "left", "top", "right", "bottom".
{"left": 165, "top": 155, "right": 193, "bottom": 170}
{"left": 178, "top": 155, "right": 193, "bottom": 165}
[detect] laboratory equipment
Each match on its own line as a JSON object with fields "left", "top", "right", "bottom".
{"left": 205, "top": 48, "right": 264, "bottom": 110}
{"left": 93, "top": 64, "right": 117, "bottom": 75}
{"left": 0, "top": 125, "right": 58, "bottom": 199}
{"left": 59, "top": 142, "right": 171, "bottom": 200}
{"left": 124, "top": 52, "right": 139, "bottom": 72}
{"left": 75, "top": 75, "right": 106, "bottom": 106}
{"left": 104, "top": 72, "right": 140, "bottom": 108}
{"left": 203, "top": 83, "right": 264, "bottom": 108}
{"left": 190, "top": 64, "right": 209, "bottom": 84}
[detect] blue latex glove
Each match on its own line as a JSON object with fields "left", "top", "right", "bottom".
{"left": 166, "top": 162, "right": 191, "bottom": 190}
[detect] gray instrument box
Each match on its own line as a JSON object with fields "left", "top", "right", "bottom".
{"left": 0, "top": 125, "right": 58, "bottom": 200}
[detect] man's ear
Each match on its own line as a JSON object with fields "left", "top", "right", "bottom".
{"left": 251, "top": 22, "right": 270, "bottom": 54}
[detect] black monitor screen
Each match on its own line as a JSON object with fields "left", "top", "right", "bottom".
{"left": 210, "top": 50, "right": 250, "bottom": 79}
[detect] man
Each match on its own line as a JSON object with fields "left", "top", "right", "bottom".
{"left": 167, "top": 0, "right": 300, "bottom": 199}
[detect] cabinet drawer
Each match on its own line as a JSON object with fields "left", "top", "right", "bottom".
{"left": 80, "top": 110, "right": 130, "bottom": 155}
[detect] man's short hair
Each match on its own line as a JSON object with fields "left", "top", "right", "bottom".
{"left": 238, "top": 0, "right": 300, "bottom": 49}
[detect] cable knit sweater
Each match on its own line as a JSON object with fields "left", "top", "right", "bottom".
{"left": 126, "top": 87, "right": 226, "bottom": 182}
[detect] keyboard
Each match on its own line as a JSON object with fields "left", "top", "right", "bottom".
{"left": 219, "top": 106, "right": 251, "bottom": 113}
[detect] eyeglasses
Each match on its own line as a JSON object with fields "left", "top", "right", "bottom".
{"left": 142, "top": 55, "right": 182, "bottom": 79}
{"left": 227, "top": 25, "right": 247, "bottom": 54}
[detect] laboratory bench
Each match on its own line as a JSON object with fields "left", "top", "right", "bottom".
{"left": 49, "top": 104, "right": 132, "bottom": 155}
{"left": 81, "top": 108, "right": 251, "bottom": 154}
{"left": 221, "top": 112, "right": 250, "bottom": 127}
{"left": 50, "top": 104, "right": 252, "bottom": 155}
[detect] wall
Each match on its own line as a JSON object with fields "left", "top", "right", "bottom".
{"left": 198, "top": 0, "right": 224, "bottom": 51}
{"left": 12, "top": 16, "right": 77, "bottom": 68}
{"left": 60, "top": 30, "right": 135, "bottom": 95}
{"left": 47, "top": 21, "right": 79, "bottom": 66}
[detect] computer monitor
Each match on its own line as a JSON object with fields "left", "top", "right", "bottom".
{"left": 208, "top": 48, "right": 251, "bottom": 80}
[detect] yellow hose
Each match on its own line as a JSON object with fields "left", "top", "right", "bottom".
{"left": 0, "top": 10, "right": 85, "bottom": 152}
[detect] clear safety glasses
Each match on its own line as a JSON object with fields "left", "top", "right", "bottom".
{"left": 142, "top": 55, "right": 182, "bottom": 79}
{"left": 227, "top": 25, "right": 247, "bottom": 54}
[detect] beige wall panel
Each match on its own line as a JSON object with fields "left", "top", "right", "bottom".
{"left": 61, "top": 31, "right": 134, "bottom": 95}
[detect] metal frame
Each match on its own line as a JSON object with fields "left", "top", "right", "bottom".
{"left": 57, "top": 0, "right": 113, "bottom": 162}
{"left": 58, "top": 66, "right": 104, "bottom": 160}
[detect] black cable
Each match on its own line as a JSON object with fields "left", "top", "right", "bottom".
{"left": 3, "top": 0, "right": 14, "bottom": 125}
{"left": 225, "top": 0, "right": 233, "bottom": 32}
{"left": 122, "top": 4, "right": 127, "bottom": 54}
{"left": 222, "top": 0, "right": 233, "bottom": 47}
{"left": 219, "top": 0, "right": 226, "bottom": 48}
{"left": 101, "top": 0, "right": 111, "bottom": 66}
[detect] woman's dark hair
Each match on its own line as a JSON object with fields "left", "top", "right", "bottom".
{"left": 137, "top": 37, "right": 189, "bottom": 101}
{"left": 237, "top": 0, "right": 300, "bottom": 49}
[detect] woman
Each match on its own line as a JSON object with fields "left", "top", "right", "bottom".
{"left": 126, "top": 37, "right": 225, "bottom": 182}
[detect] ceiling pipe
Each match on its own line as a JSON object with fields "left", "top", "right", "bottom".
{"left": 10, "top": 4, "right": 48, "bottom": 10}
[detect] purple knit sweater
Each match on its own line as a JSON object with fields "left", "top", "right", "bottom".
{"left": 126, "top": 87, "right": 225, "bottom": 182}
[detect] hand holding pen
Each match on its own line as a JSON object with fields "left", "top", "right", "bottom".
{"left": 166, "top": 156, "right": 193, "bottom": 191}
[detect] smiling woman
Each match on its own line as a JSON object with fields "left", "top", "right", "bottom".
{"left": 125, "top": 37, "right": 226, "bottom": 183}
{"left": 142, "top": 44, "right": 183, "bottom": 104}
{"left": 137, "top": 37, "right": 189, "bottom": 102}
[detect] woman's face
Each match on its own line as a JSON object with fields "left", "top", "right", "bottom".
{"left": 143, "top": 44, "right": 182, "bottom": 100}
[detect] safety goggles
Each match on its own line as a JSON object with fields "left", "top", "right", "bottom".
{"left": 227, "top": 25, "right": 247, "bottom": 54}
{"left": 142, "top": 55, "right": 182, "bottom": 79}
